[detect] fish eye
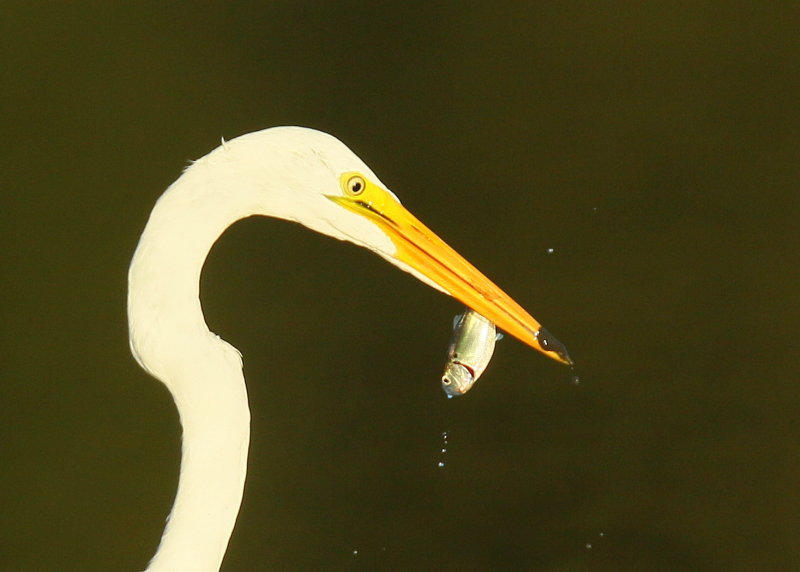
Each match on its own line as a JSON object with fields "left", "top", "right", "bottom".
{"left": 345, "top": 175, "right": 366, "bottom": 196}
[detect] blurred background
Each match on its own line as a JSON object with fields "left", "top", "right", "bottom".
{"left": 2, "top": 2, "right": 799, "bottom": 570}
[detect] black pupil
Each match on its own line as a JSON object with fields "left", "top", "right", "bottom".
{"left": 351, "top": 181, "right": 362, "bottom": 192}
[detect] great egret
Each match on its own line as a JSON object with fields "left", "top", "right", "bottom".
{"left": 128, "top": 126, "right": 571, "bottom": 572}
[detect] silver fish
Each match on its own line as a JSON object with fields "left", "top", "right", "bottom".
{"left": 441, "top": 309, "right": 502, "bottom": 397}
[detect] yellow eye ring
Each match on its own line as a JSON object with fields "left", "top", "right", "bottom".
{"left": 345, "top": 174, "right": 366, "bottom": 196}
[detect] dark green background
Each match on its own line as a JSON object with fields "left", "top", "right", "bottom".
{"left": 2, "top": 2, "right": 798, "bottom": 571}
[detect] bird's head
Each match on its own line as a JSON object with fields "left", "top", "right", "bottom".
{"left": 221, "top": 126, "right": 571, "bottom": 365}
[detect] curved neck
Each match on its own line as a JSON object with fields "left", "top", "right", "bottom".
{"left": 128, "top": 163, "right": 256, "bottom": 572}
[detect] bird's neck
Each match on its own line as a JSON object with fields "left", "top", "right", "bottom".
{"left": 128, "top": 166, "right": 255, "bottom": 572}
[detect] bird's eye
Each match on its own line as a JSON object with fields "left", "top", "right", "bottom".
{"left": 345, "top": 175, "right": 366, "bottom": 196}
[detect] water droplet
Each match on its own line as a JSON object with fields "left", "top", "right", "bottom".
{"left": 599, "top": 532, "right": 605, "bottom": 537}
{"left": 547, "top": 247, "right": 555, "bottom": 254}
{"left": 585, "top": 543, "right": 592, "bottom": 549}
{"left": 352, "top": 549, "right": 359, "bottom": 555}
{"left": 437, "top": 431, "right": 450, "bottom": 467}
{"left": 571, "top": 375, "right": 580, "bottom": 385}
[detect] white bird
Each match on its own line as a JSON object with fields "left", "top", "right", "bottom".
{"left": 128, "top": 126, "right": 571, "bottom": 572}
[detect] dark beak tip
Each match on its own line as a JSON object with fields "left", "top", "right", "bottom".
{"left": 536, "top": 327, "right": 573, "bottom": 366}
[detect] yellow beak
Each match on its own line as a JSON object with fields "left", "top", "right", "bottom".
{"left": 329, "top": 173, "right": 572, "bottom": 366}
